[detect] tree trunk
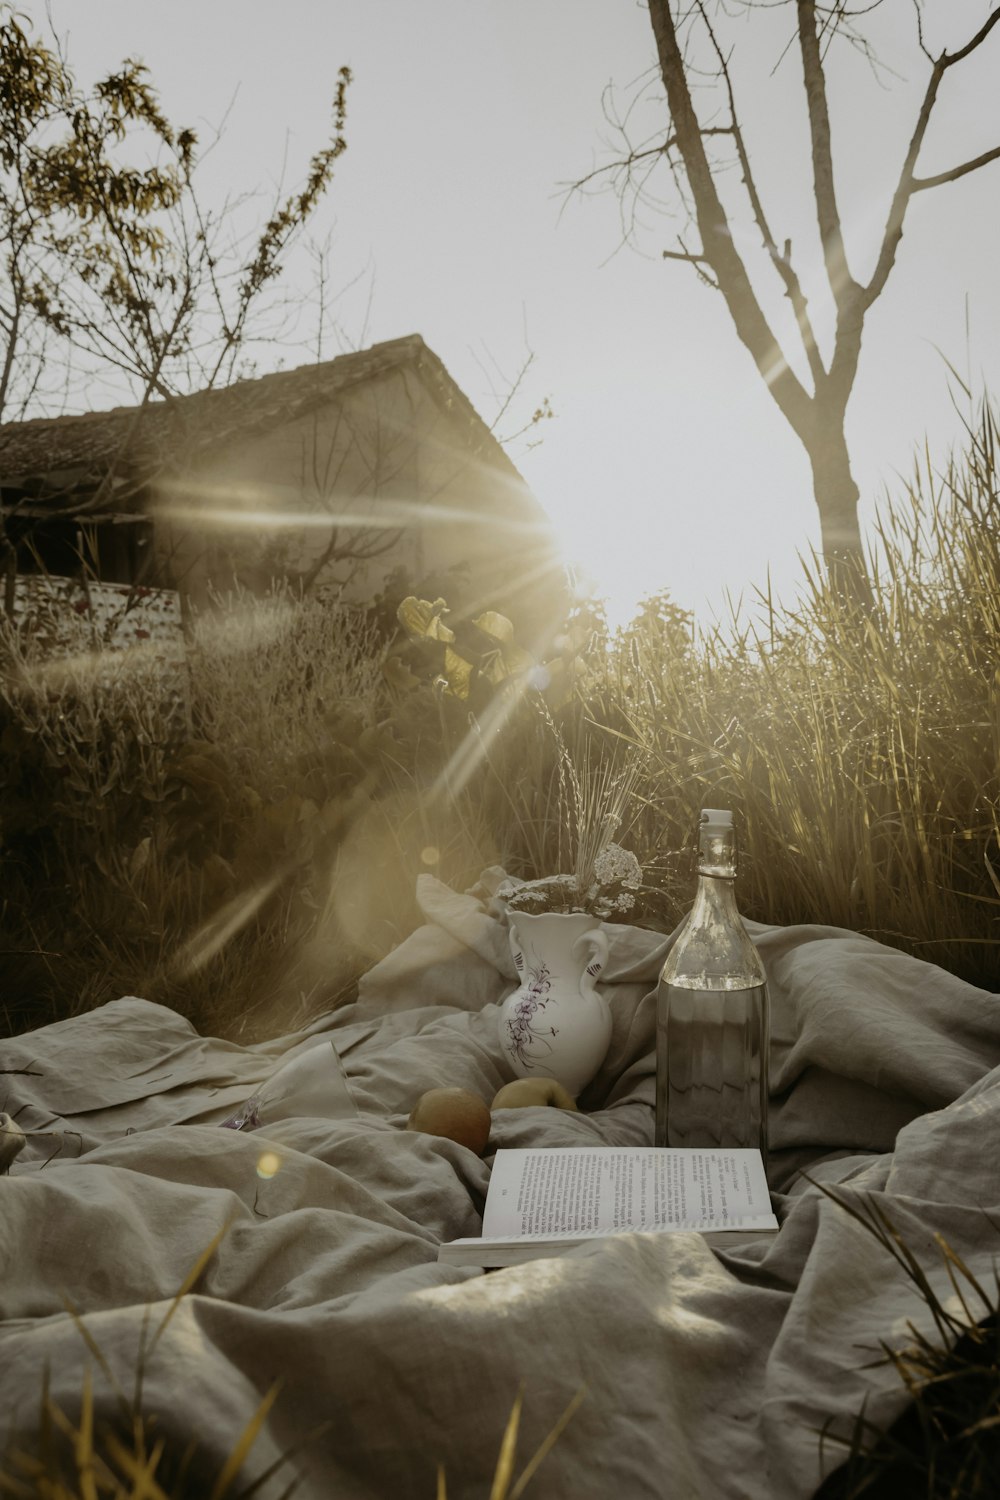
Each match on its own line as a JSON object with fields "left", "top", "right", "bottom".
{"left": 802, "top": 414, "right": 875, "bottom": 611}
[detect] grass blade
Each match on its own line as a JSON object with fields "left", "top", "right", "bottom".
{"left": 508, "top": 1386, "right": 586, "bottom": 1500}
{"left": 207, "top": 1380, "right": 282, "bottom": 1500}
{"left": 147, "top": 1219, "right": 233, "bottom": 1355}
{"left": 488, "top": 1386, "right": 523, "bottom": 1500}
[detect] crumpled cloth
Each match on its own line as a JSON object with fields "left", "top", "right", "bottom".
{"left": 1, "top": 869, "right": 999, "bottom": 1499}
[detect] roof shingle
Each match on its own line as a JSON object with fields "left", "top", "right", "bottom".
{"left": 0, "top": 335, "right": 521, "bottom": 500}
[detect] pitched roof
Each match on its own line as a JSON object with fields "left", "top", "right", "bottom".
{"left": 0, "top": 335, "right": 526, "bottom": 506}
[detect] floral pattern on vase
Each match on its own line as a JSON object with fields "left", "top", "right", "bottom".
{"left": 504, "top": 960, "right": 555, "bottom": 1072}
{"left": 498, "top": 911, "right": 611, "bottom": 1098}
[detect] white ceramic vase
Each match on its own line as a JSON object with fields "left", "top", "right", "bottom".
{"left": 498, "top": 911, "right": 611, "bottom": 1098}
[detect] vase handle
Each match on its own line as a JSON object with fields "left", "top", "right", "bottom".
{"left": 573, "top": 927, "right": 608, "bottom": 994}
{"left": 508, "top": 921, "right": 526, "bottom": 978}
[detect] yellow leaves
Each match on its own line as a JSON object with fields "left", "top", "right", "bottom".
{"left": 395, "top": 596, "right": 536, "bottom": 702}
{"left": 206, "top": 1382, "right": 283, "bottom": 1500}
{"left": 397, "top": 596, "right": 455, "bottom": 645}
{"left": 393, "top": 593, "right": 591, "bottom": 716}
{"left": 473, "top": 610, "right": 514, "bottom": 644}
{"left": 476, "top": 618, "right": 535, "bottom": 690}
{"left": 439, "top": 648, "right": 475, "bottom": 700}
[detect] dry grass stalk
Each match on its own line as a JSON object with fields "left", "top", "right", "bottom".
{"left": 811, "top": 1183, "right": 1000, "bottom": 1498}
{"left": 0, "top": 1226, "right": 314, "bottom": 1499}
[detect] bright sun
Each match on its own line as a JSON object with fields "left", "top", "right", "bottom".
{"left": 526, "top": 445, "right": 686, "bottom": 635}
{"left": 549, "top": 520, "right": 662, "bottom": 635}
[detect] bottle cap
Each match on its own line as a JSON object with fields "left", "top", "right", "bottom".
{"left": 698, "top": 808, "right": 737, "bottom": 876}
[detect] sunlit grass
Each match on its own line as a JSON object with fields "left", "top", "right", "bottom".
{"left": 606, "top": 403, "right": 1000, "bottom": 978}
{"left": 436, "top": 1384, "right": 586, "bottom": 1500}
{"left": 1, "top": 402, "right": 998, "bottom": 1039}
{"left": 0, "top": 1211, "right": 581, "bottom": 1499}
{"left": 187, "top": 581, "right": 387, "bottom": 801}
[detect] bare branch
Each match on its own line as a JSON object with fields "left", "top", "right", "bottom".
{"left": 483, "top": 345, "right": 536, "bottom": 440}
{"left": 797, "top": 0, "right": 857, "bottom": 310}
{"left": 562, "top": 124, "right": 733, "bottom": 220}
{"left": 660, "top": 245, "right": 707, "bottom": 265}
{"left": 661, "top": 240, "right": 720, "bottom": 289}
{"left": 88, "top": 289, "right": 196, "bottom": 511}
{"left": 940, "top": 9, "right": 1000, "bottom": 68}
{"left": 864, "top": 10, "right": 1000, "bottom": 310}
{"left": 0, "top": 268, "right": 23, "bottom": 418}
{"left": 911, "top": 0, "right": 934, "bottom": 65}
{"left": 569, "top": 141, "right": 674, "bottom": 197}
{"left": 646, "top": 0, "right": 813, "bottom": 436}
{"left": 911, "top": 146, "right": 1000, "bottom": 194}
{"left": 696, "top": 1, "right": 826, "bottom": 387}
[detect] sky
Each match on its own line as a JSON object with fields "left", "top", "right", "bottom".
{"left": 29, "top": 0, "right": 1000, "bottom": 628}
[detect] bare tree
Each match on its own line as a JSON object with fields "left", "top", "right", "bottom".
{"left": 578, "top": 2, "right": 1000, "bottom": 603}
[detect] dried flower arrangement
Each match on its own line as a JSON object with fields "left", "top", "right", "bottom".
{"left": 496, "top": 723, "right": 647, "bottom": 921}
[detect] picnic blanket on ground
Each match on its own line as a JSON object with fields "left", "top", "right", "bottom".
{"left": 2, "top": 869, "right": 999, "bottom": 1499}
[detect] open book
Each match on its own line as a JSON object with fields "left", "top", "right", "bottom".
{"left": 438, "top": 1146, "right": 778, "bottom": 1267}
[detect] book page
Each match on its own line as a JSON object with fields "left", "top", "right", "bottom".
{"left": 481, "top": 1147, "right": 773, "bottom": 1239}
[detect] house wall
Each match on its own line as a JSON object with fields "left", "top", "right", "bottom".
{"left": 407, "top": 398, "right": 564, "bottom": 643}
{"left": 149, "top": 365, "right": 565, "bottom": 641}
{"left": 150, "top": 366, "right": 422, "bottom": 605}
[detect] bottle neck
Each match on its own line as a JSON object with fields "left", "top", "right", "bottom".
{"left": 659, "top": 819, "right": 764, "bottom": 989}
{"left": 694, "top": 817, "right": 740, "bottom": 923}
{"left": 697, "top": 827, "right": 737, "bottom": 881}
{"left": 690, "top": 870, "right": 742, "bottom": 926}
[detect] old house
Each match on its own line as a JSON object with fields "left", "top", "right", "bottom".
{"left": 0, "top": 335, "right": 564, "bottom": 646}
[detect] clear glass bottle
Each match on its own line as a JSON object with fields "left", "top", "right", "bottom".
{"left": 655, "top": 808, "right": 769, "bottom": 1157}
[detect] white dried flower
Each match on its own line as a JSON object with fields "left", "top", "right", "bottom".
{"left": 498, "top": 844, "right": 644, "bottom": 921}
{"left": 593, "top": 843, "right": 642, "bottom": 890}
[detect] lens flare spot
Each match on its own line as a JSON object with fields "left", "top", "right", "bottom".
{"left": 420, "top": 845, "right": 440, "bottom": 866}
{"left": 526, "top": 664, "right": 552, "bottom": 691}
{"left": 256, "top": 1151, "right": 282, "bottom": 1180}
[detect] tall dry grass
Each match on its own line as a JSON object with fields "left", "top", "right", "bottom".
{"left": 1, "top": 403, "right": 998, "bottom": 1039}
{"left": 0, "top": 585, "right": 404, "bottom": 1037}
{"left": 609, "top": 403, "right": 1000, "bottom": 984}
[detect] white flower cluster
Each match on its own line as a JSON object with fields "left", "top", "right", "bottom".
{"left": 498, "top": 843, "right": 644, "bottom": 921}
{"left": 495, "top": 873, "right": 578, "bottom": 914}
{"left": 592, "top": 843, "right": 642, "bottom": 890}
{"left": 589, "top": 891, "right": 636, "bottom": 919}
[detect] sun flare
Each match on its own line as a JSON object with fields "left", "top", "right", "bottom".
{"left": 547, "top": 520, "right": 663, "bottom": 634}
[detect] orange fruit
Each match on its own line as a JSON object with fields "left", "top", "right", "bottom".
{"left": 491, "top": 1078, "right": 578, "bottom": 1111}
{"left": 406, "top": 1087, "right": 492, "bottom": 1155}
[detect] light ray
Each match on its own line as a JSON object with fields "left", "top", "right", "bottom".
{"left": 156, "top": 489, "right": 554, "bottom": 540}
{"left": 8, "top": 635, "right": 185, "bottom": 692}
{"left": 429, "top": 671, "right": 537, "bottom": 803}
{"left": 174, "top": 869, "right": 286, "bottom": 977}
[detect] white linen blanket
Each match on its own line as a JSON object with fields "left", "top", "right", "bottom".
{"left": 2, "top": 870, "right": 999, "bottom": 1498}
